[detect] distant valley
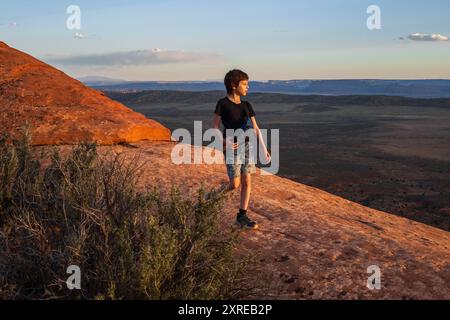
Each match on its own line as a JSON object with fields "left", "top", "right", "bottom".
{"left": 79, "top": 78, "right": 450, "bottom": 99}
{"left": 104, "top": 89, "right": 450, "bottom": 231}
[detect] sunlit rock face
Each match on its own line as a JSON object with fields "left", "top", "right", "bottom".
{"left": 0, "top": 41, "right": 171, "bottom": 145}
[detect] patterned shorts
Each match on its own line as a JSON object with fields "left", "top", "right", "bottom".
{"left": 224, "top": 141, "right": 256, "bottom": 179}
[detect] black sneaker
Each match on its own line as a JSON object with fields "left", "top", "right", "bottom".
{"left": 236, "top": 214, "right": 258, "bottom": 230}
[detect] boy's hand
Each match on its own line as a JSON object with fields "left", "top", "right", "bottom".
{"left": 265, "top": 151, "right": 271, "bottom": 162}
{"left": 224, "top": 138, "right": 238, "bottom": 150}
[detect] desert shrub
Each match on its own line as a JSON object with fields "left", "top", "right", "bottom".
{"left": 0, "top": 127, "right": 251, "bottom": 300}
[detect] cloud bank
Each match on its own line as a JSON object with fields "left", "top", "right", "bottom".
{"left": 406, "top": 33, "right": 449, "bottom": 42}
{"left": 47, "top": 49, "right": 222, "bottom": 66}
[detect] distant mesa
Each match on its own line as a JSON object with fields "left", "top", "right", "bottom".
{"left": 0, "top": 42, "right": 171, "bottom": 145}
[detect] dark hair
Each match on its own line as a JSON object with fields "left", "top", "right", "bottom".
{"left": 224, "top": 69, "right": 249, "bottom": 94}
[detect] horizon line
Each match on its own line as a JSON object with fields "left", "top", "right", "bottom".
{"left": 78, "top": 78, "right": 450, "bottom": 83}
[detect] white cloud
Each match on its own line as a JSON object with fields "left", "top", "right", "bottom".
{"left": 74, "top": 32, "right": 85, "bottom": 39}
{"left": 0, "top": 22, "right": 19, "bottom": 27}
{"left": 407, "top": 33, "right": 449, "bottom": 42}
{"left": 46, "top": 49, "right": 222, "bottom": 66}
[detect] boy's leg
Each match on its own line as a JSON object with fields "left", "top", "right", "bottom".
{"left": 225, "top": 159, "right": 241, "bottom": 191}
{"left": 229, "top": 176, "right": 241, "bottom": 191}
{"left": 215, "top": 177, "right": 238, "bottom": 193}
{"left": 235, "top": 142, "right": 258, "bottom": 229}
{"left": 240, "top": 173, "right": 251, "bottom": 210}
{"left": 241, "top": 141, "right": 256, "bottom": 209}
{"left": 236, "top": 173, "right": 257, "bottom": 229}
{"left": 214, "top": 164, "right": 240, "bottom": 195}
{"left": 219, "top": 148, "right": 240, "bottom": 192}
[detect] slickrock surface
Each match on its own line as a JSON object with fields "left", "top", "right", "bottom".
{"left": 33, "top": 141, "right": 450, "bottom": 300}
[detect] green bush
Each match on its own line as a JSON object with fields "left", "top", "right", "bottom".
{"left": 0, "top": 127, "right": 251, "bottom": 300}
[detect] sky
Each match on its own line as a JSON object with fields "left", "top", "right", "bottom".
{"left": 1, "top": 0, "right": 450, "bottom": 81}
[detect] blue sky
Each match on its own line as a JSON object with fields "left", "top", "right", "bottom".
{"left": 1, "top": 0, "right": 450, "bottom": 80}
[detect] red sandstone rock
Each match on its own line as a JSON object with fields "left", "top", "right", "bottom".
{"left": 0, "top": 41, "right": 171, "bottom": 145}
{"left": 33, "top": 141, "right": 450, "bottom": 299}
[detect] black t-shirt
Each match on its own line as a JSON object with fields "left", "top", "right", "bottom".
{"left": 214, "top": 97, "right": 256, "bottom": 137}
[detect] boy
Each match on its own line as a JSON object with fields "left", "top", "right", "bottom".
{"left": 212, "top": 69, "right": 271, "bottom": 230}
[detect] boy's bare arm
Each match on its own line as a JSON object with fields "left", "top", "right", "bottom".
{"left": 211, "top": 114, "right": 223, "bottom": 145}
{"left": 250, "top": 116, "right": 271, "bottom": 161}
{"left": 212, "top": 114, "right": 221, "bottom": 130}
